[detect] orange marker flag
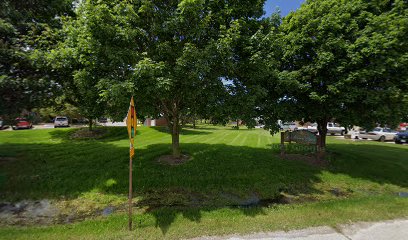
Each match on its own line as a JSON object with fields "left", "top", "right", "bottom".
{"left": 126, "top": 96, "right": 137, "bottom": 158}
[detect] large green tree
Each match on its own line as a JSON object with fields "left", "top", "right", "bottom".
{"left": 260, "top": 0, "right": 408, "bottom": 149}
{"left": 0, "top": 0, "right": 73, "bottom": 118}
{"left": 53, "top": 0, "right": 265, "bottom": 157}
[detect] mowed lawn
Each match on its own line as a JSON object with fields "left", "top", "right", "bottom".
{"left": 0, "top": 125, "right": 407, "bottom": 239}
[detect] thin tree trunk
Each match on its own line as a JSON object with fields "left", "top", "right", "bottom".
{"left": 236, "top": 119, "right": 239, "bottom": 129}
{"left": 171, "top": 115, "right": 181, "bottom": 158}
{"left": 317, "top": 119, "right": 328, "bottom": 153}
{"left": 88, "top": 118, "right": 93, "bottom": 131}
{"left": 192, "top": 115, "right": 196, "bottom": 129}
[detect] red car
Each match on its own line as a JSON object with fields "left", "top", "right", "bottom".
{"left": 12, "top": 118, "right": 33, "bottom": 130}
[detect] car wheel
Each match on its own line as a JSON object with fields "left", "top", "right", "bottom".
{"left": 341, "top": 131, "right": 345, "bottom": 136}
{"left": 395, "top": 141, "right": 401, "bottom": 144}
{"left": 379, "top": 136, "right": 386, "bottom": 142}
{"left": 330, "top": 133, "right": 335, "bottom": 136}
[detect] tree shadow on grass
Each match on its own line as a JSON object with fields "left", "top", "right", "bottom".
{"left": 0, "top": 141, "right": 320, "bottom": 234}
{"left": 150, "top": 126, "right": 212, "bottom": 135}
{"left": 0, "top": 138, "right": 407, "bottom": 234}
{"left": 48, "top": 127, "right": 139, "bottom": 142}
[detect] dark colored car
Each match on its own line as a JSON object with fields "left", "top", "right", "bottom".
{"left": 394, "top": 131, "right": 408, "bottom": 144}
{"left": 12, "top": 118, "right": 33, "bottom": 130}
{"left": 0, "top": 119, "right": 9, "bottom": 130}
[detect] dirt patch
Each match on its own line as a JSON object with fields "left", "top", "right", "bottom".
{"left": 157, "top": 154, "right": 191, "bottom": 165}
{"left": 70, "top": 128, "right": 107, "bottom": 139}
{"left": 281, "top": 153, "right": 328, "bottom": 167}
{"left": 0, "top": 157, "right": 17, "bottom": 165}
{"left": 0, "top": 200, "right": 59, "bottom": 225}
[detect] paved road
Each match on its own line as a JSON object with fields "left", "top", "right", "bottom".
{"left": 193, "top": 219, "right": 408, "bottom": 240}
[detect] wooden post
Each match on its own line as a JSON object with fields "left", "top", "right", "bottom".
{"left": 280, "top": 132, "right": 285, "bottom": 157}
{"left": 128, "top": 155, "right": 133, "bottom": 231}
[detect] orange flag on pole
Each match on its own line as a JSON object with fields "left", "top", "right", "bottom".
{"left": 126, "top": 96, "right": 137, "bottom": 230}
{"left": 126, "top": 96, "right": 137, "bottom": 158}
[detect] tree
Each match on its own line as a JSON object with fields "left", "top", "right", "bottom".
{"left": 260, "top": 0, "right": 408, "bottom": 150}
{"left": 0, "top": 0, "right": 73, "bottom": 118}
{"left": 54, "top": 0, "right": 265, "bottom": 157}
{"left": 222, "top": 16, "right": 279, "bottom": 130}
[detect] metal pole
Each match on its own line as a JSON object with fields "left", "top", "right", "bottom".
{"left": 128, "top": 154, "right": 133, "bottom": 231}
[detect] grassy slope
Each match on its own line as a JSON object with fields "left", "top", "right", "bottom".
{"left": 0, "top": 126, "right": 407, "bottom": 239}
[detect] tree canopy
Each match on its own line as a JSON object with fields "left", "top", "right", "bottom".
{"left": 51, "top": 0, "right": 266, "bottom": 156}
{"left": 258, "top": 0, "right": 408, "bottom": 148}
{"left": 0, "top": 0, "right": 73, "bottom": 118}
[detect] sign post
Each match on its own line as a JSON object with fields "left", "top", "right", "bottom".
{"left": 126, "top": 96, "right": 137, "bottom": 231}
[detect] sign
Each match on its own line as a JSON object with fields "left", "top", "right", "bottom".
{"left": 126, "top": 96, "right": 137, "bottom": 231}
{"left": 281, "top": 130, "right": 322, "bottom": 160}
{"left": 126, "top": 97, "right": 137, "bottom": 158}
{"left": 284, "top": 130, "right": 318, "bottom": 145}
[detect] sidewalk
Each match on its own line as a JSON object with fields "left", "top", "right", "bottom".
{"left": 193, "top": 218, "right": 408, "bottom": 240}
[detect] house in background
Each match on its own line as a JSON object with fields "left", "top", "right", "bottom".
{"left": 144, "top": 117, "right": 167, "bottom": 127}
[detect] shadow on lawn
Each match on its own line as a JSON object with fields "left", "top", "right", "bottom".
{"left": 0, "top": 136, "right": 407, "bottom": 234}
{"left": 150, "top": 126, "right": 212, "bottom": 135}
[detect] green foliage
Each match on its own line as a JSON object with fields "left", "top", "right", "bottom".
{"left": 259, "top": 0, "right": 408, "bottom": 140}
{"left": 51, "top": 0, "right": 266, "bottom": 155}
{"left": 0, "top": 0, "right": 73, "bottom": 117}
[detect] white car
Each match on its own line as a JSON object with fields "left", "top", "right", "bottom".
{"left": 327, "top": 122, "right": 346, "bottom": 135}
{"left": 54, "top": 116, "right": 69, "bottom": 128}
{"left": 359, "top": 127, "right": 397, "bottom": 142}
{"left": 280, "top": 122, "right": 298, "bottom": 131}
{"left": 298, "top": 123, "right": 318, "bottom": 134}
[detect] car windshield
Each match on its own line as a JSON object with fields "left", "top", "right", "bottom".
{"left": 372, "top": 127, "right": 382, "bottom": 132}
{"left": 56, "top": 118, "right": 67, "bottom": 121}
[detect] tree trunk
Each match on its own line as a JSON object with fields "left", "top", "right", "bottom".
{"left": 317, "top": 119, "right": 328, "bottom": 152}
{"left": 236, "top": 119, "right": 239, "bottom": 129}
{"left": 170, "top": 115, "right": 181, "bottom": 158}
{"left": 88, "top": 118, "right": 93, "bottom": 131}
{"left": 192, "top": 115, "right": 196, "bottom": 129}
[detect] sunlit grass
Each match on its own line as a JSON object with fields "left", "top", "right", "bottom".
{"left": 0, "top": 125, "right": 407, "bottom": 239}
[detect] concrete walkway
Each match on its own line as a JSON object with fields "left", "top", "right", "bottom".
{"left": 193, "top": 219, "right": 408, "bottom": 240}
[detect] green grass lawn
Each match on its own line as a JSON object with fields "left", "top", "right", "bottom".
{"left": 0, "top": 125, "right": 407, "bottom": 239}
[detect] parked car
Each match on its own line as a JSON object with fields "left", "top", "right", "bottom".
{"left": 12, "top": 118, "right": 32, "bottom": 130}
{"left": 98, "top": 117, "right": 108, "bottom": 123}
{"left": 54, "top": 116, "right": 69, "bottom": 128}
{"left": 280, "top": 122, "right": 298, "bottom": 131}
{"left": 298, "top": 122, "right": 344, "bottom": 135}
{"left": 394, "top": 131, "right": 408, "bottom": 144}
{"left": 327, "top": 122, "right": 346, "bottom": 135}
{"left": 359, "top": 127, "right": 397, "bottom": 142}
{"left": 0, "top": 119, "right": 9, "bottom": 130}
{"left": 399, "top": 123, "right": 408, "bottom": 131}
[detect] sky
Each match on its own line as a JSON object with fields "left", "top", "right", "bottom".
{"left": 264, "top": 0, "right": 305, "bottom": 17}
